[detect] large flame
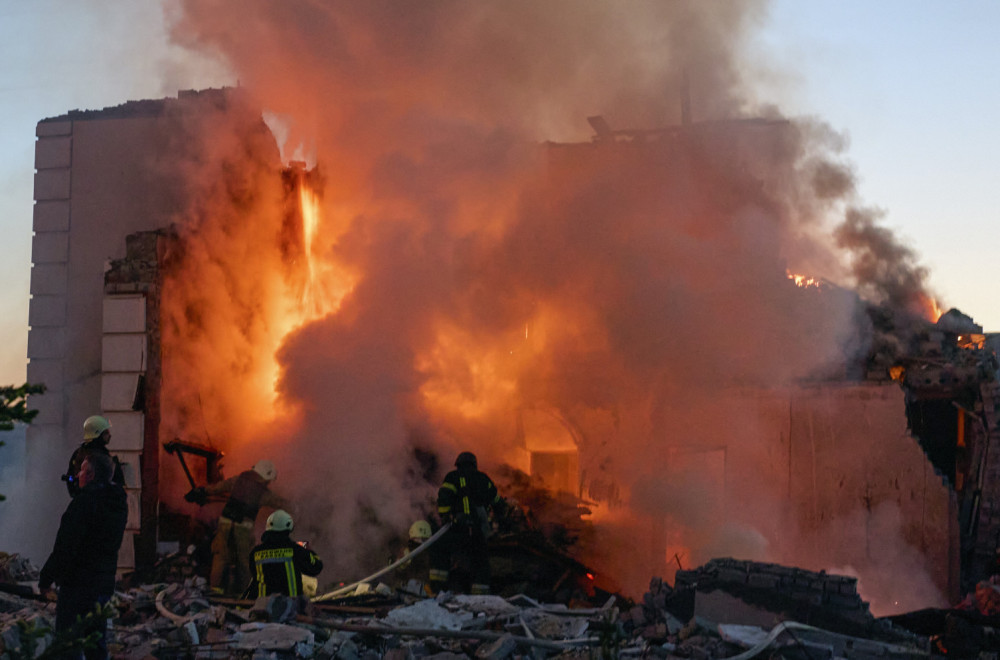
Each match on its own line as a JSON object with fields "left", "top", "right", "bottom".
{"left": 159, "top": 1, "right": 949, "bottom": 608}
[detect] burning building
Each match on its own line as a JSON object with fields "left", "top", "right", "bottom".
{"left": 17, "top": 89, "right": 282, "bottom": 572}
{"left": 11, "top": 78, "right": 1000, "bottom": 618}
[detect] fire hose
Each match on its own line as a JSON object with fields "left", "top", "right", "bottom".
{"left": 313, "top": 522, "right": 452, "bottom": 602}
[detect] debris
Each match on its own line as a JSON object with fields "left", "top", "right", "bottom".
{"left": 232, "top": 621, "right": 315, "bottom": 654}
{"left": 0, "top": 554, "right": 960, "bottom": 658}
{"left": 383, "top": 598, "right": 473, "bottom": 631}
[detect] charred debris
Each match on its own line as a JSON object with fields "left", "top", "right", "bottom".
{"left": 3, "top": 553, "right": 1000, "bottom": 658}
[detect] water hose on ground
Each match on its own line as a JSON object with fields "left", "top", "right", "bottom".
{"left": 313, "top": 522, "right": 452, "bottom": 602}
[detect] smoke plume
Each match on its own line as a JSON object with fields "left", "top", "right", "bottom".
{"left": 157, "top": 0, "right": 943, "bottom": 601}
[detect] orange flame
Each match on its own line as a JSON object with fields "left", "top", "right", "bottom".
{"left": 786, "top": 270, "right": 820, "bottom": 289}
{"left": 922, "top": 295, "right": 943, "bottom": 323}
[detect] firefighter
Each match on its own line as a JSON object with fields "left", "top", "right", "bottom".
{"left": 62, "top": 415, "right": 124, "bottom": 497}
{"left": 39, "top": 453, "right": 128, "bottom": 659}
{"left": 429, "top": 452, "right": 507, "bottom": 595}
{"left": 394, "top": 520, "right": 433, "bottom": 594}
{"left": 185, "top": 459, "right": 289, "bottom": 595}
{"left": 248, "top": 509, "right": 323, "bottom": 599}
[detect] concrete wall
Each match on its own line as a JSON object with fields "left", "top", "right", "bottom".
{"left": 651, "top": 383, "right": 955, "bottom": 606}
{"left": 17, "top": 91, "right": 276, "bottom": 565}
{"left": 22, "top": 113, "right": 183, "bottom": 563}
{"left": 743, "top": 383, "right": 956, "bottom": 604}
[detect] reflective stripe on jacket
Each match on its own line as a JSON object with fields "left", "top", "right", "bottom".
{"left": 249, "top": 530, "right": 323, "bottom": 598}
{"left": 436, "top": 468, "right": 504, "bottom": 522}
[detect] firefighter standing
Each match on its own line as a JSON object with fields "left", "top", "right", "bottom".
{"left": 248, "top": 509, "right": 323, "bottom": 599}
{"left": 429, "top": 452, "right": 507, "bottom": 595}
{"left": 63, "top": 415, "right": 124, "bottom": 497}
{"left": 39, "top": 453, "right": 128, "bottom": 660}
{"left": 186, "top": 459, "right": 288, "bottom": 595}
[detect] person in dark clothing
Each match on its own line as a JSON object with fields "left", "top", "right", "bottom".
{"left": 63, "top": 415, "right": 124, "bottom": 497}
{"left": 39, "top": 452, "right": 128, "bottom": 660}
{"left": 429, "top": 451, "right": 507, "bottom": 595}
{"left": 186, "top": 459, "right": 288, "bottom": 595}
{"left": 248, "top": 509, "right": 323, "bottom": 599}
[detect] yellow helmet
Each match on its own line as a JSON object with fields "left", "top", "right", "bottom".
{"left": 409, "top": 520, "right": 432, "bottom": 541}
{"left": 83, "top": 415, "right": 111, "bottom": 441}
{"left": 266, "top": 509, "right": 294, "bottom": 532}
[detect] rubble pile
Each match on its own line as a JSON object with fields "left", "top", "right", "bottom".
{"left": 0, "top": 556, "right": 967, "bottom": 659}
{"left": 0, "top": 553, "right": 39, "bottom": 601}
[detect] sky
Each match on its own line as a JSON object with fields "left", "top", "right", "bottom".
{"left": 1, "top": 0, "right": 999, "bottom": 387}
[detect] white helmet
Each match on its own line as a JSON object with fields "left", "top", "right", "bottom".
{"left": 253, "top": 459, "right": 277, "bottom": 482}
{"left": 266, "top": 509, "right": 294, "bottom": 532}
{"left": 83, "top": 415, "right": 111, "bottom": 441}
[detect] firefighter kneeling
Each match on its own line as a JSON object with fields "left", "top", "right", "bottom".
{"left": 429, "top": 452, "right": 507, "bottom": 595}
{"left": 249, "top": 510, "right": 323, "bottom": 600}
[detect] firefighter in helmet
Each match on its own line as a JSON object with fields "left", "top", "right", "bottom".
{"left": 186, "top": 459, "right": 289, "bottom": 595}
{"left": 394, "top": 520, "right": 433, "bottom": 594}
{"left": 429, "top": 452, "right": 507, "bottom": 595}
{"left": 248, "top": 509, "right": 323, "bottom": 600}
{"left": 62, "top": 415, "right": 124, "bottom": 497}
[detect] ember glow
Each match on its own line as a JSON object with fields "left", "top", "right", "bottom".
{"left": 161, "top": 0, "right": 948, "bottom": 607}
{"left": 787, "top": 271, "right": 821, "bottom": 289}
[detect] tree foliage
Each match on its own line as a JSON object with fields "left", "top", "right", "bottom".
{"left": 0, "top": 382, "right": 45, "bottom": 502}
{"left": 0, "top": 382, "right": 46, "bottom": 431}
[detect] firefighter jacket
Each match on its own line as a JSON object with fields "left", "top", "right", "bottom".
{"left": 206, "top": 470, "right": 287, "bottom": 524}
{"left": 248, "top": 530, "right": 323, "bottom": 598}
{"left": 39, "top": 480, "right": 128, "bottom": 594}
{"left": 437, "top": 467, "right": 506, "bottom": 531}
{"left": 64, "top": 441, "right": 124, "bottom": 497}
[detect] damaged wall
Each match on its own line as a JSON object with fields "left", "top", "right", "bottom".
{"left": 602, "top": 382, "right": 955, "bottom": 614}
{"left": 12, "top": 89, "right": 281, "bottom": 567}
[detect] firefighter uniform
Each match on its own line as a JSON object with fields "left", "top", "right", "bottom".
{"left": 64, "top": 441, "right": 124, "bottom": 497}
{"left": 63, "top": 415, "right": 125, "bottom": 497}
{"left": 199, "top": 461, "right": 288, "bottom": 595}
{"left": 429, "top": 452, "right": 506, "bottom": 594}
{"left": 249, "top": 529, "right": 323, "bottom": 598}
{"left": 39, "top": 454, "right": 128, "bottom": 659}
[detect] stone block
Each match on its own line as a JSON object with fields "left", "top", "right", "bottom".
{"left": 34, "top": 169, "right": 70, "bottom": 200}
{"left": 27, "top": 326, "right": 66, "bottom": 359}
{"left": 29, "top": 263, "right": 68, "bottom": 296}
{"left": 103, "top": 295, "right": 147, "bottom": 333}
{"left": 31, "top": 231, "right": 69, "bottom": 264}
{"left": 29, "top": 391, "right": 64, "bottom": 425}
{"left": 102, "top": 334, "right": 147, "bottom": 372}
{"left": 112, "top": 450, "right": 142, "bottom": 489}
{"left": 28, "top": 295, "right": 66, "bottom": 327}
{"left": 101, "top": 373, "right": 141, "bottom": 411}
{"left": 105, "top": 411, "right": 144, "bottom": 450}
{"left": 36, "top": 120, "right": 72, "bottom": 137}
{"left": 27, "top": 358, "right": 64, "bottom": 391}
{"left": 35, "top": 136, "right": 71, "bottom": 169}
{"left": 33, "top": 200, "right": 70, "bottom": 232}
